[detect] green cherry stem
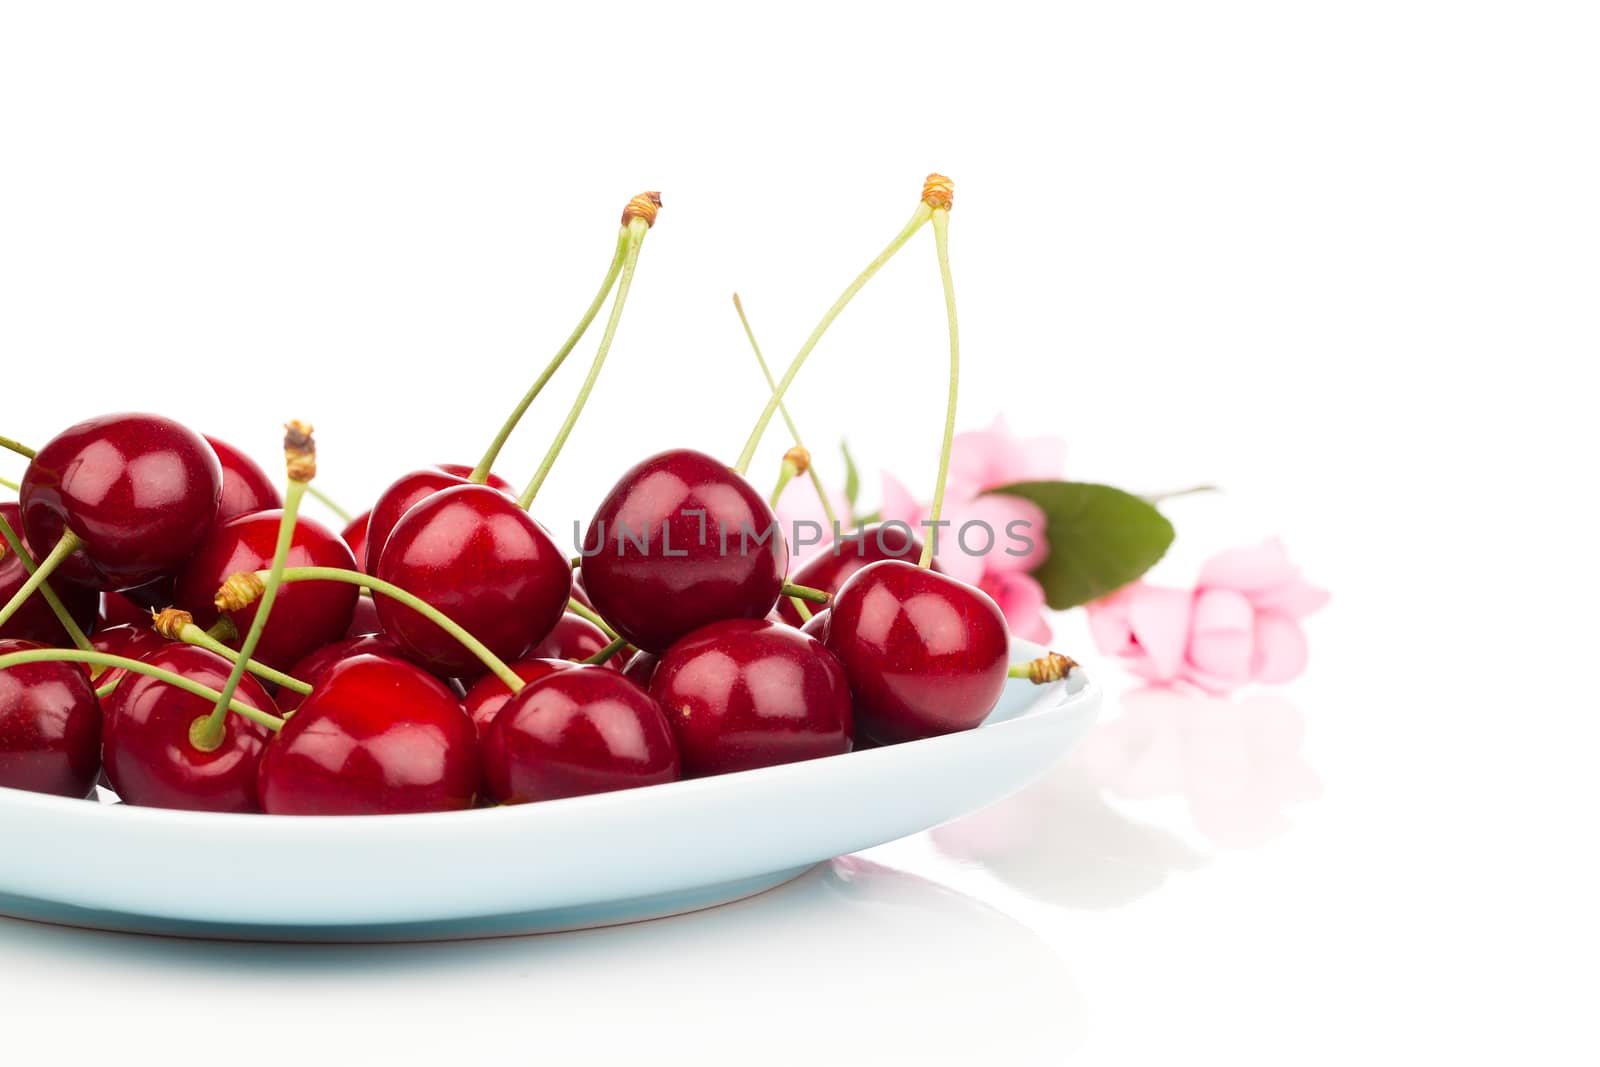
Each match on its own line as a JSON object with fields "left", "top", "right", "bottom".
{"left": 304, "top": 484, "right": 354, "bottom": 525}
{"left": 1142, "top": 484, "right": 1222, "bottom": 505}
{"left": 94, "top": 678, "right": 121, "bottom": 700}
{"left": 0, "top": 435, "right": 36, "bottom": 460}
{"left": 732, "top": 181, "right": 940, "bottom": 476}
{"left": 566, "top": 598, "right": 618, "bottom": 640}
{"left": 519, "top": 194, "right": 660, "bottom": 508}
{"left": 196, "top": 422, "right": 315, "bottom": 752}
{"left": 789, "top": 596, "right": 814, "bottom": 622}
{"left": 0, "top": 475, "right": 19, "bottom": 492}
{"left": 768, "top": 446, "right": 807, "bottom": 509}
{"left": 919, "top": 181, "right": 959, "bottom": 570}
{"left": 581, "top": 635, "right": 630, "bottom": 666}
{"left": 732, "top": 294, "right": 839, "bottom": 530}
{"left": 233, "top": 566, "right": 525, "bottom": 693}
{"left": 0, "top": 529, "right": 84, "bottom": 632}
{"left": 471, "top": 227, "right": 631, "bottom": 484}
{"left": 152, "top": 608, "right": 313, "bottom": 696}
{"left": 0, "top": 648, "right": 284, "bottom": 731}
{"left": 782, "top": 582, "right": 830, "bottom": 605}
{"left": 1008, "top": 652, "right": 1078, "bottom": 685}
{"left": 0, "top": 512, "right": 93, "bottom": 654}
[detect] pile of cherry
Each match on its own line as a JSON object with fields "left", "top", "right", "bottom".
{"left": 0, "top": 177, "right": 1076, "bottom": 817}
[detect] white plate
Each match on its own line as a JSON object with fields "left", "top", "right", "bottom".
{"left": 0, "top": 640, "right": 1098, "bottom": 941}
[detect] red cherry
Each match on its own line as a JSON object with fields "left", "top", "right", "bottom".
{"left": 648, "top": 618, "right": 852, "bottom": 777}
{"left": 99, "top": 590, "right": 150, "bottom": 629}
{"left": 101, "top": 644, "right": 275, "bottom": 812}
{"left": 276, "top": 633, "right": 408, "bottom": 713}
{"left": 580, "top": 449, "right": 787, "bottom": 654}
{"left": 340, "top": 509, "right": 372, "bottom": 572}
{"left": 376, "top": 484, "right": 571, "bottom": 677}
{"left": 483, "top": 666, "right": 678, "bottom": 804}
{"left": 363, "top": 465, "right": 514, "bottom": 573}
{"left": 204, "top": 435, "right": 282, "bottom": 522}
{"left": 824, "top": 560, "right": 1010, "bottom": 745}
{"left": 800, "top": 611, "right": 829, "bottom": 641}
{"left": 621, "top": 649, "right": 659, "bottom": 690}
{"left": 569, "top": 569, "right": 596, "bottom": 610}
{"left": 461, "top": 657, "right": 575, "bottom": 735}
{"left": 0, "top": 638, "right": 102, "bottom": 797}
{"left": 0, "top": 504, "right": 100, "bottom": 645}
{"left": 257, "top": 654, "right": 479, "bottom": 815}
{"left": 343, "top": 593, "right": 383, "bottom": 638}
{"left": 776, "top": 522, "right": 936, "bottom": 626}
{"left": 20, "top": 413, "right": 223, "bottom": 590}
{"left": 173, "top": 508, "right": 358, "bottom": 671}
{"left": 529, "top": 612, "right": 621, "bottom": 670}
{"left": 88, "top": 623, "right": 172, "bottom": 689}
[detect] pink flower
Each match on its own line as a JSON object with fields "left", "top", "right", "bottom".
{"left": 773, "top": 475, "right": 852, "bottom": 568}
{"left": 1087, "top": 539, "right": 1328, "bottom": 693}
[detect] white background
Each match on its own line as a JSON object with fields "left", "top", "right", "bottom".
{"left": 1, "top": 1, "right": 1596, "bottom": 1063}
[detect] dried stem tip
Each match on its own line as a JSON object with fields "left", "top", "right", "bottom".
{"left": 621, "top": 191, "right": 663, "bottom": 228}
{"left": 283, "top": 420, "right": 317, "bottom": 483}
{"left": 1025, "top": 651, "right": 1078, "bottom": 685}
{"left": 215, "top": 572, "right": 266, "bottom": 614}
{"left": 151, "top": 607, "right": 195, "bottom": 640}
{"left": 922, "top": 173, "right": 954, "bottom": 211}
{"left": 782, "top": 445, "right": 811, "bottom": 477}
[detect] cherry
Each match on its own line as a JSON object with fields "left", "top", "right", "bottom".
{"left": 276, "top": 633, "right": 408, "bottom": 713}
{"left": 648, "top": 618, "right": 852, "bottom": 776}
{"left": 776, "top": 522, "right": 936, "bottom": 626}
{"left": 484, "top": 665, "right": 678, "bottom": 804}
{"left": 174, "top": 509, "right": 358, "bottom": 671}
{"left": 343, "top": 593, "right": 383, "bottom": 638}
{"left": 580, "top": 449, "right": 787, "bottom": 654}
{"left": 0, "top": 638, "right": 101, "bottom": 798}
{"left": 204, "top": 435, "right": 282, "bottom": 522}
{"left": 461, "top": 656, "right": 575, "bottom": 735}
{"left": 257, "top": 654, "right": 480, "bottom": 815}
{"left": 530, "top": 611, "right": 621, "bottom": 670}
{"left": 799, "top": 611, "right": 829, "bottom": 641}
{"left": 88, "top": 623, "right": 172, "bottom": 689}
{"left": 99, "top": 590, "right": 151, "bottom": 629}
{"left": 376, "top": 483, "right": 570, "bottom": 677}
{"left": 340, "top": 509, "right": 372, "bottom": 572}
{"left": 19, "top": 412, "right": 223, "bottom": 590}
{"left": 621, "top": 649, "right": 659, "bottom": 690}
{"left": 101, "top": 644, "right": 275, "bottom": 813}
{"left": 363, "top": 465, "right": 514, "bottom": 574}
{"left": 0, "top": 504, "right": 99, "bottom": 645}
{"left": 824, "top": 560, "right": 1010, "bottom": 745}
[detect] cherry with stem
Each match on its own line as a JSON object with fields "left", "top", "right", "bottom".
{"left": 0, "top": 510, "right": 93, "bottom": 654}
{"left": 919, "top": 177, "right": 958, "bottom": 569}
{"left": 470, "top": 224, "right": 632, "bottom": 484}
{"left": 582, "top": 635, "right": 630, "bottom": 666}
{"left": 151, "top": 607, "right": 312, "bottom": 696}
{"left": 0, "top": 435, "right": 34, "bottom": 460}
{"left": 566, "top": 597, "right": 618, "bottom": 640}
{"left": 518, "top": 193, "right": 660, "bottom": 508}
{"left": 0, "top": 530, "right": 85, "bottom": 632}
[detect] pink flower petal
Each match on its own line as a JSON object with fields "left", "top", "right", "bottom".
{"left": 1251, "top": 611, "right": 1310, "bottom": 684}
{"left": 1126, "top": 584, "right": 1194, "bottom": 681}
{"left": 1251, "top": 577, "right": 1331, "bottom": 620}
{"left": 1196, "top": 538, "right": 1299, "bottom": 597}
{"left": 879, "top": 472, "right": 922, "bottom": 528}
{"left": 980, "top": 571, "right": 1052, "bottom": 643}
{"left": 1086, "top": 586, "right": 1137, "bottom": 656}
{"left": 1186, "top": 588, "right": 1255, "bottom": 685}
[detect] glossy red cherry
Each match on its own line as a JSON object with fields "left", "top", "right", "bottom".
{"left": 581, "top": 448, "right": 787, "bottom": 654}
{"left": 649, "top": 618, "right": 852, "bottom": 776}
{"left": 101, "top": 644, "right": 275, "bottom": 812}
{"left": 88, "top": 623, "right": 172, "bottom": 689}
{"left": 343, "top": 593, "right": 383, "bottom": 638}
{"left": 257, "top": 654, "right": 479, "bottom": 815}
{"left": 0, "top": 504, "right": 99, "bottom": 645}
{"left": 776, "top": 522, "right": 937, "bottom": 626}
{"left": 484, "top": 666, "right": 678, "bottom": 804}
{"left": 99, "top": 590, "right": 150, "bottom": 629}
{"left": 340, "top": 510, "right": 372, "bottom": 572}
{"left": 174, "top": 508, "right": 358, "bottom": 671}
{"left": 20, "top": 413, "right": 223, "bottom": 591}
{"left": 824, "top": 560, "right": 1010, "bottom": 745}
{"left": 530, "top": 612, "right": 620, "bottom": 670}
{"left": 376, "top": 484, "right": 570, "bottom": 677}
{"left": 204, "top": 435, "right": 282, "bottom": 522}
{"left": 621, "top": 649, "right": 659, "bottom": 690}
{"left": 800, "top": 611, "right": 829, "bottom": 641}
{"left": 276, "top": 633, "right": 409, "bottom": 713}
{"left": 363, "top": 465, "right": 515, "bottom": 573}
{"left": 461, "top": 657, "right": 575, "bottom": 735}
{"left": 0, "top": 638, "right": 102, "bottom": 798}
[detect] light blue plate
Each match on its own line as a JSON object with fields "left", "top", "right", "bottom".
{"left": 0, "top": 641, "right": 1097, "bottom": 941}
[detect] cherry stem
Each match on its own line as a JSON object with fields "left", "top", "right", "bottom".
{"left": 1143, "top": 484, "right": 1221, "bottom": 505}
{"left": 732, "top": 294, "right": 839, "bottom": 530}
{"left": 520, "top": 217, "right": 652, "bottom": 508}
{"left": 582, "top": 635, "right": 629, "bottom": 666}
{"left": 768, "top": 454, "right": 801, "bottom": 510}
{"left": 0, "top": 435, "right": 35, "bottom": 460}
{"left": 198, "top": 474, "right": 308, "bottom": 750}
{"left": 0, "top": 648, "right": 285, "bottom": 731}
{"left": 566, "top": 597, "right": 618, "bottom": 640}
{"left": 472, "top": 229, "right": 630, "bottom": 484}
{"left": 918, "top": 207, "right": 960, "bottom": 569}
{"left": 207, "top": 615, "right": 239, "bottom": 642}
{"left": 0, "top": 513, "right": 93, "bottom": 656}
{"left": 782, "top": 582, "right": 830, "bottom": 605}
{"left": 257, "top": 566, "right": 525, "bottom": 693}
{"left": 732, "top": 200, "right": 934, "bottom": 476}
{"left": 165, "top": 615, "right": 313, "bottom": 696}
{"left": 304, "top": 484, "right": 354, "bottom": 525}
{"left": 0, "top": 475, "right": 18, "bottom": 492}
{"left": 789, "top": 596, "right": 814, "bottom": 622}
{"left": 1008, "top": 652, "right": 1078, "bottom": 685}
{"left": 94, "top": 678, "right": 120, "bottom": 700}
{"left": 0, "top": 528, "right": 83, "bottom": 632}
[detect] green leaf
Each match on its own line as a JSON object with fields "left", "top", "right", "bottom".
{"left": 840, "top": 439, "right": 861, "bottom": 514}
{"left": 989, "top": 481, "right": 1175, "bottom": 609}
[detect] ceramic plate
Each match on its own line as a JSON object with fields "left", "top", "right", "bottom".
{"left": 0, "top": 640, "right": 1098, "bottom": 941}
